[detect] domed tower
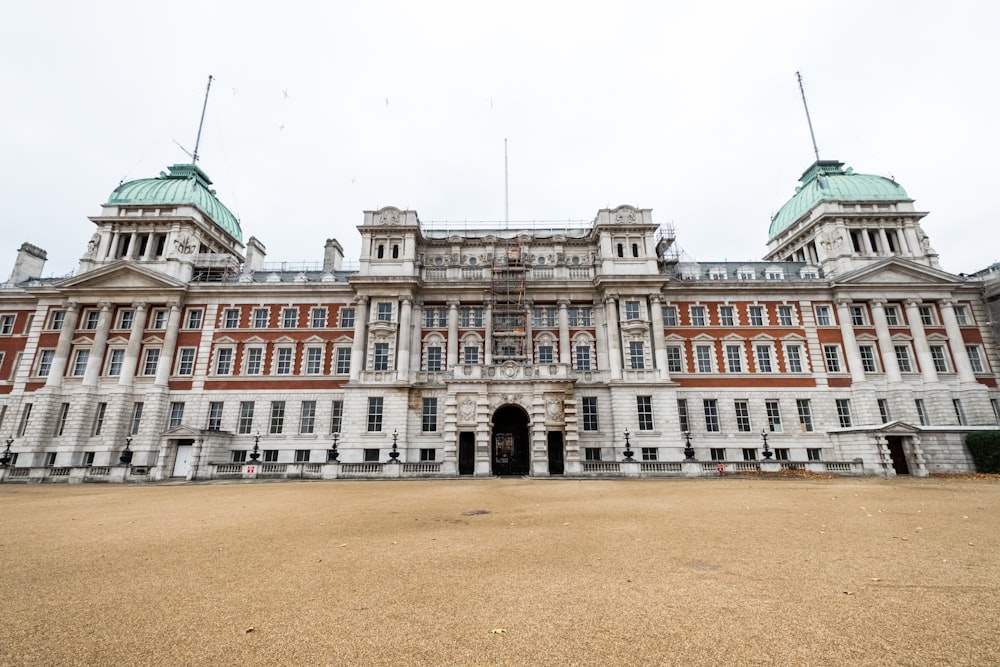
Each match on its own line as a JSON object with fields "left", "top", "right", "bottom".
{"left": 79, "top": 163, "right": 245, "bottom": 282}
{"left": 764, "top": 159, "right": 938, "bottom": 278}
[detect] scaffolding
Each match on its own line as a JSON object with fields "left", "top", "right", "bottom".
{"left": 491, "top": 240, "right": 527, "bottom": 362}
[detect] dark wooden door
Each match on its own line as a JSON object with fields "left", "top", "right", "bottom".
{"left": 458, "top": 432, "right": 475, "bottom": 475}
{"left": 887, "top": 436, "right": 910, "bottom": 475}
{"left": 547, "top": 431, "right": 564, "bottom": 475}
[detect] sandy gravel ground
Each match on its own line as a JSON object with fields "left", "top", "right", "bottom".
{"left": 1, "top": 476, "right": 998, "bottom": 667}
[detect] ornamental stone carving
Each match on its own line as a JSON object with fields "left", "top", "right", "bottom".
{"left": 377, "top": 208, "right": 402, "bottom": 226}
{"left": 459, "top": 398, "right": 476, "bottom": 421}
{"left": 613, "top": 206, "right": 638, "bottom": 224}
{"left": 545, "top": 397, "right": 563, "bottom": 420}
{"left": 174, "top": 236, "right": 196, "bottom": 254}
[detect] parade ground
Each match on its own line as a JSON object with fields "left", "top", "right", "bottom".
{"left": 1, "top": 476, "right": 998, "bottom": 666}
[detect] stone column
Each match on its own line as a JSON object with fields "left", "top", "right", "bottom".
{"left": 835, "top": 298, "right": 867, "bottom": 383}
{"left": 118, "top": 302, "right": 148, "bottom": 386}
{"left": 593, "top": 298, "right": 608, "bottom": 371}
{"left": 649, "top": 295, "right": 669, "bottom": 379}
{"left": 83, "top": 303, "right": 114, "bottom": 386}
{"left": 155, "top": 304, "right": 183, "bottom": 386}
{"left": 523, "top": 302, "right": 533, "bottom": 362}
{"left": 410, "top": 302, "right": 423, "bottom": 372}
{"left": 397, "top": 297, "right": 412, "bottom": 374}
{"left": 349, "top": 296, "right": 369, "bottom": 381}
{"left": 446, "top": 300, "right": 459, "bottom": 369}
{"left": 904, "top": 298, "right": 938, "bottom": 384}
{"left": 939, "top": 298, "right": 977, "bottom": 383}
{"left": 870, "top": 299, "right": 902, "bottom": 383}
{"left": 45, "top": 303, "right": 80, "bottom": 388}
{"left": 484, "top": 303, "right": 493, "bottom": 366}
{"left": 604, "top": 295, "right": 622, "bottom": 380}
{"left": 558, "top": 299, "right": 570, "bottom": 365}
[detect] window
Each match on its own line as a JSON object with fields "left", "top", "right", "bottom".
{"left": 915, "top": 398, "right": 929, "bottom": 425}
{"left": 0, "top": 314, "right": 15, "bottom": 335}
{"left": 275, "top": 348, "right": 293, "bottom": 375}
{"left": 954, "top": 305, "right": 971, "bottom": 326}
{"left": 637, "top": 396, "right": 654, "bottom": 431}
{"left": 835, "top": 399, "right": 852, "bottom": 428}
{"left": 748, "top": 306, "right": 764, "bottom": 327}
{"left": 765, "top": 400, "right": 782, "bottom": 432}
{"left": 263, "top": 450, "right": 279, "bottom": 463}
{"left": 734, "top": 400, "right": 751, "bottom": 432}
{"left": 711, "top": 448, "right": 726, "bottom": 462}
{"left": 460, "top": 307, "right": 483, "bottom": 328}
{"left": 991, "top": 398, "right": 1000, "bottom": 425}
{"left": 367, "top": 397, "right": 384, "bottom": 432}
{"left": 719, "top": 306, "right": 735, "bottom": 327}
{"left": 269, "top": 401, "right": 286, "bottom": 434}
{"left": 774, "top": 448, "right": 789, "bottom": 461}
{"left": 624, "top": 301, "right": 641, "bottom": 321}
{"left": 35, "top": 349, "right": 55, "bottom": 377}
{"left": 918, "top": 305, "right": 935, "bottom": 326}
{"left": 82, "top": 451, "right": 95, "bottom": 467}
{"left": 168, "top": 402, "right": 185, "bottom": 428}
{"left": 142, "top": 349, "right": 159, "bottom": 376}
{"left": 815, "top": 306, "right": 832, "bottom": 326}
{"left": 72, "top": 349, "right": 89, "bottom": 376}
{"left": 420, "top": 449, "right": 436, "bottom": 461}
{"left": 131, "top": 402, "right": 143, "bottom": 435}
{"left": 305, "top": 347, "right": 323, "bottom": 375}
{"left": 930, "top": 345, "right": 949, "bottom": 373}
{"left": 55, "top": 403, "right": 70, "bottom": 436}
{"left": 300, "top": 401, "right": 316, "bottom": 434}
{"left": 295, "top": 449, "right": 311, "bottom": 463}
{"left": 884, "top": 306, "right": 900, "bottom": 326}
{"left": 253, "top": 308, "right": 269, "bottom": 328}
{"left": 696, "top": 345, "right": 713, "bottom": 373}
{"left": 311, "top": 307, "right": 328, "bottom": 328}
{"left": 569, "top": 307, "right": 592, "bottom": 326}
{"left": 93, "top": 403, "right": 106, "bottom": 436}
{"left": 574, "top": 346, "right": 591, "bottom": 371}
{"left": 151, "top": 309, "right": 167, "bottom": 330}
{"left": 177, "top": 348, "right": 196, "bottom": 375}
{"left": 738, "top": 269, "right": 756, "bottom": 280}
{"left": 777, "top": 306, "right": 794, "bottom": 326}
{"left": 339, "top": 307, "right": 355, "bottom": 328}
{"left": 641, "top": 447, "right": 658, "bottom": 461}
{"left": 364, "top": 448, "right": 380, "bottom": 462}
{"left": 335, "top": 348, "right": 351, "bottom": 374}
{"left": 376, "top": 302, "right": 393, "bottom": 322}
{"left": 807, "top": 448, "right": 822, "bottom": 462}
{"left": 966, "top": 346, "right": 985, "bottom": 373}
{"left": 223, "top": 308, "right": 240, "bottom": 329}
{"left": 582, "top": 397, "right": 598, "bottom": 431}
{"left": 742, "top": 449, "right": 757, "bottom": 461}
{"left": 238, "top": 402, "right": 255, "bottom": 434}
{"left": 49, "top": 310, "right": 65, "bottom": 330}
{"left": 424, "top": 308, "right": 446, "bottom": 328}
{"left": 107, "top": 349, "right": 125, "bottom": 376}
{"left": 785, "top": 345, "right": 803, "bottom": 373}
{"left": 690, "top": 306, "right": 706, "bottom": 326}
{"left": 330, "top": 400, "right": 344, "bottom": 434}
{"left": 953, "top": 399, "right": 966, "bottom": 425}
{"left": 17, "top": 403, "right": 32, "bottom": 437}
{"left": 422, "top": 398, "right": 438, "bottom": 432}
{"left": 282, "top": 307, "right": 298, "bottom": 328}
{"left": 373, "top": 343, "right": 390, "bottom": 371}
{"left": 755, "top": 345, "right": 773, "bottom": 373}
{"left": 207, "top": 401, "right": 224, "bottom": 431}
{"left": 536, "top": 345, "right": 553, "bottom": 365}
{"left": 850, "top": 306, "right": 867, "bottom": 326}
{"left": 426, "top": 346, "right": 442, "bottom": 372}
{"left": 877, "top": 399, "right": 891, "bottom": 424}
{"left": 662, "top": 306, "right": 677, "bottom": 326}
{"left": 245, "top": 348, "right": 264, "bottom": 375}
{"left": 823, "top": 345, "right": 842, "bottom": 373}
{"left": 629, "top": 341, "right": 645, "bottom": 370}
{"left": 726, "top": 345, "right": 742, "bottom": 373}
{"left": 677, "top": 399, "right": 689, "bottom": 432}
{"left": 666, "top": 346, "right": 683, "bottom": 373}
{"left": 617, "top": 243, "right": 624, "bottom": 258}
{"left": 83, "top": 310, "right": 100, "bottom": 330}
{"left": 215, "top": 348, "right": 234, "bottom": 375}
{"left": 704, "top": 399, "right": 720, "bottom": 432}
{"left": 796, "top": 399, "right": 813, "bottom": 432}
{"left": 464, "top": 346, "right": 480, "bottom": 364}
{"left": 894, "top": 345, "right": 913, "bottom": 373}
{"left": 232, "top": 450, "right": 247, "bottom": 463}
{"left": 185, "top": 308, "right": 203, "bottom": 329}
{"left": 859, "top": 346, "right": 878, "bottom": 373}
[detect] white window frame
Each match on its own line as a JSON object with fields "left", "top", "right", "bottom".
{"left": 244, "top": 347, "right": 264, "bottom": 375}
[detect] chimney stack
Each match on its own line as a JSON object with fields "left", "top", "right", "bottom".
{"left": 244, "top": 236, "right": 267, "bottom": 272}
{"left": 8, "top": 243, "right": 47, "bottom": 285}
{"left": 324, "top": 238, "right": 344, "bottom": 271}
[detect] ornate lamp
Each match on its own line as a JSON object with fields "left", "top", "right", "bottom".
{"left": 683, "top": 431, "right": 696, "bottom": 461}
{"left": 761, "top": 429, "right": 773, "bottom": 460}
{"left": 388, "top": 428, "right": 400, "bottom": 463}
{"left": 250, "top": 431, "right": 261, "bottom": 461}
{"left": 328, "top": 432, "right": 340, "bottom": 462}
{"left": 119, "top": 436, "right": 133, "bottom": 465}
{"left": 0, "top": 436, "right": 13, "bottom": 468}
{"left": 622, "top": 427, "right": 635, "bottom": 461}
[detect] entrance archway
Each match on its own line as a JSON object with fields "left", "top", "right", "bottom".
{"left": 492, "top": 405, "right": 530, "bottom": 476}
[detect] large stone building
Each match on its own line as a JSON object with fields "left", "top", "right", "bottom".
{"left": 0, "top": 158, "right": 997, "bottom": 483}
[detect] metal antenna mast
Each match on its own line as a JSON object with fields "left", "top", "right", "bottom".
{"left": 191, "top": 75, "right": 214, "bottom": 164}
{"left": 504, "top": 138, "right": 509, "bottom": 229}
{"left": 796, "top": 71, "right": 820, "bottom": 162}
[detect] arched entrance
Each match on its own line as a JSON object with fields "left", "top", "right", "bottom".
{"left": 492, "top": 405, "right": 530, "bottom": 476}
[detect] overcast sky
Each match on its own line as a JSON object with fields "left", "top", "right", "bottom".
{"left": 2, "top": 1, "right": 997, "bottom": 279}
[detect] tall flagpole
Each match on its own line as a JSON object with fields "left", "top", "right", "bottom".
{"left": 192, "top": 75, "right": 214, "bottom": 164}
{"left": 795, "top": 71, "right": 820, "bottom": 162}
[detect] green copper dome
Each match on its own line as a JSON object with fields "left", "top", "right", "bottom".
{"left": 108, "top": 164, "right": 243, "bottom": 243}
{"left": 768, "top": 160, "right": 909, "bottom": 240}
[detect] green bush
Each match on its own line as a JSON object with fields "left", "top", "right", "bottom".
{"left": 965, "top": 431, "right": 1000, "bottom": 473}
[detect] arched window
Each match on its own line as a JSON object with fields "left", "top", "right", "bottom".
{"left": 632, "top": 243, "right": 639, "bottom": 257}
{"left": 617, "top": 243, "right": 624, "bottom": 258}
{"left": 377, "top": 244, "right": 384, "bottom": 259}
{"left": 392, "top": 244, "right": 399, "bottom": 259}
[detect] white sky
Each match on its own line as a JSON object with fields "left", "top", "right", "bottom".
{"left": 1, "top": 1, "right": 997, "bottom": 278}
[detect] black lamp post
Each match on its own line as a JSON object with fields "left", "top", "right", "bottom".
{"left": 250, "top": 431, "right": 261, "bottom": 461}
{"left": 0, "top": 436, "right": 13, "bottom": 468}
{"left": 388, "top": 428, "right": 400, "bottom": 463}
{"left": 622, "top": 428, "right": 635, "bottom": 461}
{"left": 683, "top": 431, "right": 696, "bottom": 461}
{"left": 761, "top": 429, "right": 773, "bottom": 459}
{"left": 119, "top": 436, "right": 133, "bottom": 465}
{"left": 328, "top": 432, "right": 340, "bottom": 462}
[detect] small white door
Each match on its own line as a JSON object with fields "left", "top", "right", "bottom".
{"left": 172, "top": 444, "right": 193, "bottom": 477}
